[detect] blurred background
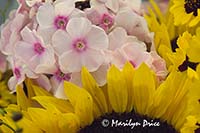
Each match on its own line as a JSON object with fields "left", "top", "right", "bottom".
{"left": 0, "top": 0, "right": 18, "bottom": 25}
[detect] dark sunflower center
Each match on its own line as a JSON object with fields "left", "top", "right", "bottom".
{"left": 170, "top": 37, "right": 179, "bottom": 52}
{"left": 184, "top": 0, "right": 200, "bottom": 16}
{"left": 75, "top": 0, "right": 90, "bottom": 10}
{"left": 170, "top": 38, "right": 199, "bottom": 72}
{"left": 195, "top": 122, "right": 200, "bottom": 133}
{"left": 79, "top": 110, "right": 178, "bottom": 133}
{"left": 178, "top": 56, "right": 199, "bottom": 71}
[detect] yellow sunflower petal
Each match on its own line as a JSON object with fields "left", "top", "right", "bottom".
{"left": 81, "top": 67, "right": 108, "bottom": 117}
{"left": 180, "top": 116, "right": 199, "bottom": 133}
{"left": 101, "top": 84, "right": 113, "bottom": 113}
{"left": 64, "top": 81, "right": 93, "bottom": 127}
{"left": 33, "top": 96, "right": 74, "bottom": 113}
{"left": 196, "top": 27, "right": 200, "bottom": 37}
{"left": 149, "top": 0, "right": 164, "bottom": 22}
{"left": 167, "top": 48, "right": 186, "bottom": 70}
{"left": 58, "top": 113, "right": 80, "bottom": 133}
{"left": 187, "top": 73, "right": 200, "bottom": 116}
{"left": 24, "top": 79, "right": 35, "bottom": 98}
{"left": 16, "top": 86, "right": 31, "bottom": 111}
{"left": 189, "top": 10, "right": 200, "bottom": 27}
{"left": 187, "top": 68, "right": 199, "bottom": 80}
{"left": 107, "top": 65, "right": 128, "bottom": 113}
{"left": 32, "top": 84, "right": 52, "bottom": 96}
{"left": 197, "top": 64, "right": 200, "bottom": 75}
{"left": 0, "top": 117, "right": 17, "bottom": 133}
{"left": 153, "top": 70, "right": 194, "bottom": 130}
{"left": 177, "top": 31, "right": 191, "bottom": 51}
{"left": 122, "top": 62, "right": 135, "bottom": 112}
{"left": 187, "top": 36, "right": 200, "bottom": 62}
{"left": 158, "top": 45, "right": 173, "bottom": 67}
{"left": 132, "top": 63, "right": 156, "bottom": 115}
{"left": 18, "top": 117, "right": 43, "bottom": 133}
{"left": 27, "top": 108, "right": 60, "bottom": 133}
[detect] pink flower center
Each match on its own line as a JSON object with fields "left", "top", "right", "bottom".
{"left": 54, "top": 16, "right": 68, "bottom": 30}
{"left": 73, "top": 39, "right": 87, "bottom": 52}
{"left": 34, "top": 42, "right": 45, "bottom": 55}
{"left": 100, "top": 13, "right": 114, "bottom": 28}
{"left": 55, "top": 69, "right": 71, "bottom": 82}
{"left": 14, "top": 68, "right": 21, "bottom": 79}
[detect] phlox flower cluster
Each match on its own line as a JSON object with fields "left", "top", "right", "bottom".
{"left": 0, "top": 0, "right": 168, "bottom": 98}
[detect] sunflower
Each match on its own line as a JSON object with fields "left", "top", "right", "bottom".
{"left": 186, "top": 28, "right": 200, "bottom": 63}
{"left": 170, "top": 0, "right": 200, "bottom": 27}
{"left": 0, "top": 82, "right": 16, "bottom": 107}
{"left": 0, "top": 71, "right": 16, "bottom": 107}
{"left": 173, "top": 30, "right": 200, "bottom": 72}
{"left": 2, "top": 62, "right": 198, "bottom": 133}
{"left": 145, "top": 0, "right": 199, "bottom": 72}
{"left": 0, "top": 104, "right": 43, "bottom": 133}
{"left": 144, "top": 2, "right": 184, "bottom": 71}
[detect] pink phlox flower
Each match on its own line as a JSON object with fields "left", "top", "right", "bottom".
{"left": 90, "top": 63, "right": 109, "bottom": 86}
{"left": 85, "top": 5, "right": 115, "bottom": 32}
{"left": 69, "top": 62, "right": 109, "bottom": 88}
{"left": 50, "top": 67, "right": 71, "bottom": 98}
{"left": 150, "top": 51, "right": 168, "bottom": 81}
{"left": 0, "top": 11, "right": 30, "bottom": 55}
{"left": 119, "top": 0, "right": 142, "bottom": 13}
{"left": 36, "top": 0, "right": 85, "bottom": 44}
{"left": 33, "top": 74, "right": 52, "bottom": 91}
{"left": 52, "top": 17, "right": 108, "bottom": 73}
{"left": 7, "top": 57, "right": 25, "bottom": 92}
{"left": 7, "top": 56, "right": 38, "bottom": 92}
{"left": 7, "top": 56, "right": 52, "bottom": 92}
{"left": 25, "top": 0, "right": 59, "bottom": 7}
{"left": 15, "top": 26, "right": 56, "bottom": 74}
{"left": 90, "top": 0, "right": 120, "bottom": 13}
{"left": 90, "top": 0, "right": 142, "bottom": 13}
{"left": 108, "top": 27, "right": 153, "bottom": 69}
{"left": 108, "top": 27, "right": 167, "bottom": 80}
{"left": 115, "top": 9, "right": 154, "bottom": 43}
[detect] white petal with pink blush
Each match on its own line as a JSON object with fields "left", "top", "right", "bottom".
{"left": 36, "top": 0, "right": 83, "bottom": 44}
{"left": 85, "top": 5, "right": 115, "bottom": 32}
{"left": 50, "top": 68, "right": 71, "bottom": 98}
{"left": 108, "top": 27, "right": 127, "bottom": 50}
{"left": 7, "top": 56, "right": 33, "bottom": 92}
{"left": 15, "top": 27, "right": 56, "bottom": 74}
{"left": 0, "top": 13, "right": 29, "bottom": 55}
{"left": 52, "top": 30, "right": 73, "bottom": 56}
{"left": 90, "top": 0, "right": 142, "bottom": 13}
{"left": 122, "top": 43, "right": 153, "bottom": 68}
{"left": 116, "top": 9, "right": 153, "bottom": 43}
{"left": 53, "top": 17, "right": 108, "bottom": 73}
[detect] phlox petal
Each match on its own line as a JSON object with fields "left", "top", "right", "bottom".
{"left": 81, "top": 48, "right": 105, "bottom": 72}
{"left": 59, "top": 50, "right": 82, "bottom": 73}
{"left": 37, "top": 27, "right": 56, "bottom": 44}
{"left": 85, "top": 25, "right": 108, "bottom": 50}
{"left": 105, "top": 0, "right": 119, "bottom": 13}
{"left": 108, "top": 27, "right": 127, "bottom": 50}
{"left": 37, "top": 3, "right": 55, "bottom": 28}
{"left": 66, "top": 17, "right": 92, "bottom": 38}
{"left": 55, "top": 0, "right": 75, "bottom": 16}
{"left": 21, "top": 27, "right": 38, "bottom": 44}
{"left": 52, "top": 30, "right": 72, "bottom": 56}
{"left": 15, "top": 41, "right": 36, "bottom": 61}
